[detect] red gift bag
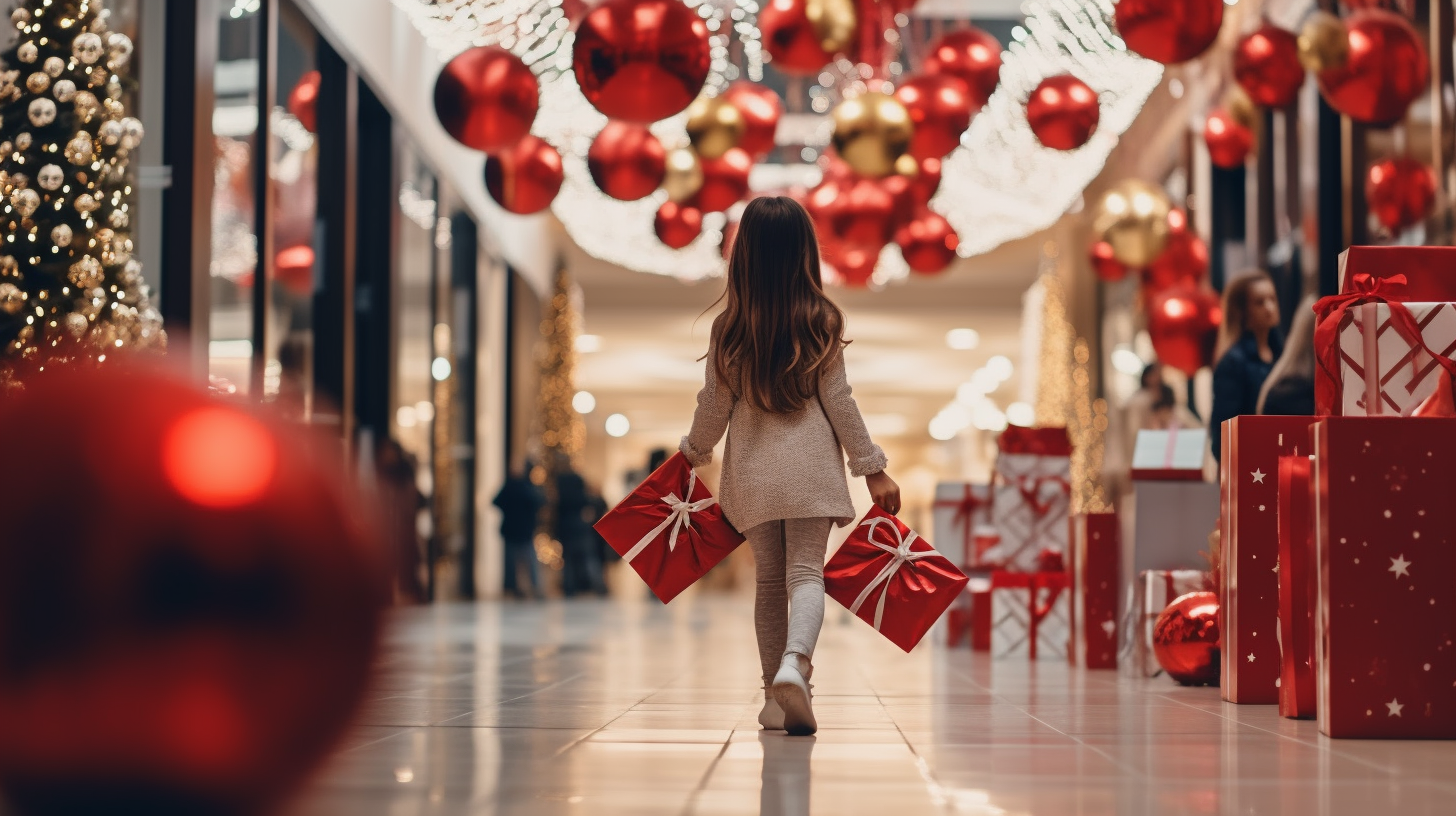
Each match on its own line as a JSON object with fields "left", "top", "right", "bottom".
{"left": 593, "top": 453, "right": 745, "bottom": 603}
{"left": 825, "top": 506, "right": 969, "bottom": 652}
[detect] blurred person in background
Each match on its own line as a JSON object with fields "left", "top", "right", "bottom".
{"left": 494, "top": 462, "right": 546, "bottom": 599}
{"left": 1103, "top": 363, "right": 1197, "bottom": 500}
{"left": 1210, "top": 271, "right": 1284, "bottom": 462}
{"left": 586, "top": 487, "right": 614, "bottom": 593}
{"left": 376, "top": 437, "right": 427, "bottom": 603}
{"left": 555, "top": 456, "right": 604, "bottom": 597}
{"left": 1257, "top": 294, "right": 1318, "bottom": 417}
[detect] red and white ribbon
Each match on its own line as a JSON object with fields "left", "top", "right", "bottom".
{"left": 849, "top": 516, "right": 943, "bottom": 632}
{"left": 622, "top": 468, "right": 717, "bottom": 564}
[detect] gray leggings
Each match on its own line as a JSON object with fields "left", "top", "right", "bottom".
{"left": 746, "top": 517, "right": 833, "bottom": 688}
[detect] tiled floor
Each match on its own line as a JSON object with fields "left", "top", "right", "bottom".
{"left": 288, "top": 595, "right": 1456, "bottom": 815}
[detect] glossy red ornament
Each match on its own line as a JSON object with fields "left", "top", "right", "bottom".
{"left": 654, "top": 201, "right": 703, "bottom": 249}
{"left": 1026, "top": 74, "right": 1100, "bottom": 151}
{"left": 587, "top": 122, "right": 666, "bottom": 201}
{"left": 895, "top": 73, "right": 973, "bottom": 160}
{"left": 433, "top": 47, "right": 539, "bottom": 153}
{"left": 831, "top": 177, "right": 898, "bottom": 249}
{"left": 756, "top": 0, "right": 837, "bottom": 77}
{"left": 1090, "top": 241, "right": 1128, "bottom": 283}
{"left": 691, "top": 147, "right": 753, "bottom": 213}
{"left": 287, "top": 70, "right": 320, "bottom": 134}
{"left": 907, "top": 155, "right": 942, "bottom": 207}
{"left": 484, "top": 135, "right": 564, "bottom": 215}
{"left": 0, "top": 365, "right": 385, "bottom": 816}
{"left": 274, "top": 245, "right": 315, "bottom": 297}
{"left": 1152, "top": 591, "right": 1221, "bottom": 686}
{"left": 1317, "top": 10, "right": 1429, "bottom": 126}
{"left": 1147, "top": 285, "right": 1221, "bottom": 377}
{"left": 572, "top": 0, "right": 712, "bottom": 123}
{"left": 1234, "top": 25, "right": 1305, "bottom": 108}
{"left": 1204, "top": 108, "right": 1253, "bottom": 169}
{"left": 830, "top": 242, "right": 879, "bottom": 287}
{"left": 723, "top": 82, "right": 783, "bottom": 159}
{"left": 1144, "top": 210, "right": 1208, "bottom": 292}
{"left": 923, "top": 28, "right": 1003, "bottom": 111}
{"left": 1114, "top": 0, "right": 1224, "bottom": 65}
{"left": 895, "top": 209, "right": 958, "bottom": 274}
{"left": 1366, "top": 157, "right": 1436, "bottom": 232}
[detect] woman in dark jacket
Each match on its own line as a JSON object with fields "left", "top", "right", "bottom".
{"left": 1210, "top": 271, "right": 1283, "bottom": 461}
{"left": 1258, "top": 294, "right": 1317, "bottom": 417}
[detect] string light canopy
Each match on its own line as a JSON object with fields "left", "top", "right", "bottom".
{"left": 393, "top": 0, "right": 1162, "bottom": 283}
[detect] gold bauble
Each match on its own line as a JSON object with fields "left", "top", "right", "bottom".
{"left": 831, "top": 92, "right": 914, "bottom": 179}
{"left": 1298, "top": 11, "right": 1348, "bottom": 73}
{"left": 0, "top": 282, "right": 23, "bottom": 315}
{"left": 52, "top": 79, "right": 77, "bottom": 103}
{"left": 65, "top": 312, "right": 89, "bottom": 338}
{"left": 74, "top": 194, "right": 99, "bottom": 214}
{"left": 1224, "top": 86, "right": 1257, "bottom": 131}
{"left": 17, "top": 41, "right": 37, "bottom": 64}
{"left": 65, "top": 133, "right": 95, "bottom": 166}
{"left": 807, "top": 0, "right": 857, "bottom": 55}
{"left": 1093, "top": 179, "right": 1171, "bottom": 268}
{"left": 663, "top": 147, "right": 705, "bottom": 204}
{"left": 42, "top": 56, "right": 64, "bottom": 78}
{"left": 0, "top": 256, "right": 18, "bottom": 277}
{"left": 68, "top": 255, "right": 102, "bottom": 289}
{"left": 14, "top": 133, "right": 31, "bottom": 151}
{"left": 25, "top": 71, "right": 49, "bottom": 94}
{"left": 74, "top": 91, "right": 100, "bottom": 122}
{"left": 685, "top": 95, "right": 746, "bottom": 161}
{"left": 10, "top": 188, "right": 38, "bottom": 218}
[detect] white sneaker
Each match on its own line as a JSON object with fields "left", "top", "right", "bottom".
{"left": 771, "top": 654, "right": 817, "bottom": 736}
{"left": 758, "top": 693, "right": 785, "bottom": 730}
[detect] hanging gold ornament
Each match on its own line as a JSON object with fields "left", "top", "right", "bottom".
{"left": 74, "top": 193, "right": 99, "bottom": 214}
{"left": 72, "top": 32, "right": 105, "bottom": 65}
{"left": 28, "top": 98, "right": 56, "bottom": 128}
{"left": 0, "top": 282, "right": 23, "bottom": 315}
{"left": 36, "top": 164, "right": 63, "bottom": 191}
{"left": 831, "top": 92, "right": 914, "bottom": 178}
{"left": 103, "top": 97, "right": 125, "bottom": 120}
{"left": 42, "top": 56, "right": 64, "bottom": 78}
{"left": 1298, "top": 11, "right": 1348, "bottom": 73}
{"left": 64, "top": 312, "right": 89, "bottom": 338}
{"left": 120, "top": 118, "right": 145, "bottom": 150}
{"left": 0, "top": 70, "right": 20, "bottom": 100}
{"left": 0, "top": 256, "right": 18, "bottom": 277}
{"left": 17, "top": 41, "right": 38, "bottom": 64}
{"left": 10, "top": 188, "right": 39, "bottom": 218}
{"left": 74, "top": 92, "right": 99, "bottom": 122}
{"left": 68, "top": 256, "right": 102, "bottom": 289}
{"left": 26, "top": 72, "right": 49, "bottom": 94}
{"left": 9, "top": 172, "right": 27, "bottom": 190}
{"left": 90, "top": 319, "right": 119, "bottom": 349}
{"left": 108, "top": 209, "right": 129, "bottom": 230}
{"left": 51, "top": 224, "right": 73, "bottom": 247}
{"left": 686, "top": 95, "right": 746, "bottom": 161}
{"left": 1093, "top": 179, "right": 1172, "bottom": 268}
{"left": 98, "top": 120, "right": 123, "bottom": 147}
{"left": 106, "top": 33, "right": 134, "bottom": 70}
{"left": 53, "top": 79, "right": 76, "bottom": 103}
{"left": 11, "top": 8, "right": 31, "bottom": 26}
{"left": 65, "top": 133, "right": 95, "bottom": 166}
{"left": 663, "top": 147, "right": 705, "bottom": 203}
{"left": 1224, "top": 85, "right": 1258, "bottom": 131}
{"left": 119, "top": 259, "right": 142, "bottom": 287}
{"left": 14, "top": 133, "right": 31, "bottom": 151}
{"left": 807, "top": 0, "right": 857, "bottom": 55}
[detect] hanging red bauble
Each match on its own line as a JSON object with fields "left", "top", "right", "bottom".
{"left": 831, "top": 177, "right": 897, "bottom": 249}
{"left": 923, "top": 28, "right": 1003, "bottom": 111}
{"left": 484, "top": 135, "right": 564, "bottom": 215}
{"left": 1367, "top": 157, "right": 1437, "bottom": 233}
{"left": 654, "top": 201, "right": 703, "bottom": 249}
{"left": 0, "top": 365, "right": 385, "bottom": 816}
{"left": 1026, "top": 74, "right": 1100, "bottom": 151}
{"left": 1317, "top": 10, "right": 1428, "bottom": 126}
{"left": 723, "top": 82, "right": 783, "bottom": 159}
{"left": 433, "top": 47, "right": 539, "bottom": 153}
{"left": 572, "top": 0, "right": 712, "bottom": 123}
{"left": 1234, "top": 25, "right": 1305, "bottom": 108}
{"left": 691, "top": 147, "right": 753, "bottom": 213}
{"left": 288, "top": 70, "right": 321, "bottom": 134}
{"left": 895, "top": 73, "right": 973, "bottom": 160}
{"left": 1114, "top": 0, "right": 1224, "bottom": 65}
{"left": 829, "top": 242, "right": 879, "bottom": 287}
{"left": 1145, "top": 211, "right": 1209, "bottom": 292}
{"left": 1090, "top": 241, "right": 1128, "bottom": 283}
{"left": 1152, "top": 591, "right": 1221, "bottom": 686}
{"left": 757, "top": 0, "right": 852, "bottom": 77}
{"left": 1147, "top": 285, "right": 1221, "bottom": 377}
{"left": 895, "top": 209, "right": 959, "bottom": 274}
{"left": 587, "top": 122, "right": 666, "bottom": 202}
{"left": 906, "top": 155, "right": 941, "bottom": 207}
{"left": 1204, "top": 109, "right": 1253, "bottom": 169}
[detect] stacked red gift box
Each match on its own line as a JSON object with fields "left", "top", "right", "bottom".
{"left": 1218, "top": 246, "right": 1456, "bottom": 739}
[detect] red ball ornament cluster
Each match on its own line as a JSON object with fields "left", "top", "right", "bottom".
{"left": 1367, "top": 157, "right": 1436, "bottom": 233}
{"left": 923, "top": 28, "right": 1003, "bottom": 111}
{"left": 434, "top": 47, "right": 539, "bottom": 154}
{"left": 1234, "top": 25, "right": 1304, "bottom": 108}
{"left": 1316, "top": 10, "right": 1429, "bottom": 126}
{"left": 573, "top": 0, "right": 713, "bottom": 123}
{"left": 288, "top": 70, "right": 321, "bottom": 134}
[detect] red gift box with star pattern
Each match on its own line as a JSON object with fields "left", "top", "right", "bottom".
{"left": 1069, "top": 513, "right": 1120, "bottom": 669}
{"left": 1313, "top": 417, "right": 1456, "bottom": 738}
{"left": 1219, "top": 416, "right": 1318, "bottom": 705}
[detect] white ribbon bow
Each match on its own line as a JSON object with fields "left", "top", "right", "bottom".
{"left": 848, "top": 516, "right": 943, "bottom": 632}
{"left": 622, "top": 468, "right": 718, "bottom": 564}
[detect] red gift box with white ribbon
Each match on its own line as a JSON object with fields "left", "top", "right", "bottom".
{"left": 593, "top": 453, "right": 745, "bottom": 603}
{"left": 824, "top": 506, "right": 968, "bottom": 653}
{"left": 991, "top": 426, "right": 1072, "bottom": 573}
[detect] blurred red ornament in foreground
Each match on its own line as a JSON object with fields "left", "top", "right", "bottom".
{"left": 923, "top": 28, "right": 1003, "bottom": 111}
{"left": 588, "top": 122, "right": 667, "bottom": 202}
{"left": 288, "top": 70, "right": 321, "bottom": 134}
{"left": 724, "top": 81, "right": 783, "bottom": 159}
{"left": 895, "top": 73, "right": 973, "bottom": 160}
{"left": 1152, "top": 591, "right": 1221, "bottom": 686}
{"left": 1204, "top": 109, "right": 1253, "bottom": 169}
{"left": 1026, "top": 74, "right": 1100, "bottom": 151}
{"left": 1316, "top": 10, "right": 1428, "bottom": 126}
{"left": 1366, "top": 157, "right": 1436, "bottom": 233}
{"left": 906, "top": 155, "right": 942, "bottom": 207}
{"left": 691, "top": 147, "right": 753, "bottom": 213}
{"left": 433, "top": 47, "right": 539, "bottom": 153}
{"left": 1090, "top": 241, "right": 1128, "bottom": 283}
{"left": 654, "top": 201, "right": 703, "bottom": 249}
{"left": 485, "top": 135, "right": 564, "bottom": 215}
{"left": 1234, "top": 25, "right": 1305, "bottom": 108}
{"left": 757, "top": 0, "right": 846, "bottom": 77}
{"left": 825, "top": 241, "right": 879, "bottom": 287}
{"left": 0, "top": 365, "right": 385, "bottom": 816}
{"left": 1114, "top": 0, "right": 1224, "bottom": 65}
{"left": 1148, "top": 284, "right": 1221, "bottom": 376}
{"left": 831, "top": 177, "right": 898, "bottom": 249}
{"left": 1144, "top": 210, "right": 1208, "bottom": 292}
{"left": 572, "top": 0, "right": 712, "bottom": 122}
{"left": 895, "top": 210, "right": 959, "bottom": 274}
{"left": 274, "top": 245, "right": 315, "bottom": 296}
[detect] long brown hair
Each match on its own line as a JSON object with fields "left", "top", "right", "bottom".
{"left": 711, "top": 196, "right": 847, "bottom": 414}
{"left": 1215, "top": 269, "right": 1275, "bottom": 362}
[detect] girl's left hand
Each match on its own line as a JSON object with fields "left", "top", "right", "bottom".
{"left": 865, "top": 471, "right": 901, "bottom": 516}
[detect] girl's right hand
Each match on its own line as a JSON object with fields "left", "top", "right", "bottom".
{"left": 865, "top": 471, "right": 901, "bottom": 516}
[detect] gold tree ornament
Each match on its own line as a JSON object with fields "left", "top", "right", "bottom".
{"left": 73, "top": 193, "right": 98, "bottom": 214}
{"left": 14, "top": 133, "right": 30, "bottom": 151}
{"left": 53, "top": 78, "right": 76, "bottom": 102}
{"left": 0, "top": 283, "right": 23, "bottom": 315}
{"left": 36, "top": 163, "right": 62, "bottom": 190}
{"left": 685, "top": 94, "right": 745, "bottom": 161}
{"left": 807, "top": 0, "right": 857, "bottom": 55}
{"left": 830, "top": 92, "right": 914, "bottom": 178}
{"left": 97, "top": 119, "right": 122, "bottom": 146}
{"left": 17, "top": 41, "right": 37, "bottom": 63}
{"left": 42, "top": 56, "right": 64, "bottom": 78}
{"left": 662, "top": 147, "right": 704, "bottom": 203}
{"left": 105, "top": 32, "right": 132, "bottom": 69}
{"left": 25, "top": 72, "right": 49, "bottom": 94}
{"left": 1298, "top": 11, "right": 1348, "bottom": 73}
{"left": 65, "top": 132, "right": 94, "bottom": 165}
{"left": 1093, "top": 179, "right": 1171, "bottom": 268}
{"left": 51, "top": 224, "right": 72, "bottom": 247}
{"left": 10, "top": 187, "right": 38, "bottom": 217}
{"left": 74, "top": 91, "right": 98, "bottom": 121}
{"left": 71, "top": 32, "right": 104, "bottom": 65}
{"left": 28, "top": 97, "right": 55, "bottom": 127}
{"left": 64, "top": 312, "right": 88, "bottom": 338}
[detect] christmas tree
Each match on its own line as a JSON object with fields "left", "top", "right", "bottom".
{"left": 0, "top": 0, "right": 164, "bottom": 382}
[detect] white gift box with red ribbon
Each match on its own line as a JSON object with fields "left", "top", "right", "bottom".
{"left": 1336, "top": 301, "right": 1456, "bottom": 416}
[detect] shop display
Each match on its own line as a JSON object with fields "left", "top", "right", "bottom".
{"left": 433, "top": 46, "right": 538, "bottom": 154}
{"left": 571, "top": 0, "right": 713, "bottom": 122}
{"left": 931, "top": 482, "right": 993, "bottom": 571}
{"left": 1123, "top": 569, "right": 1211, "bottom": 678}
{"left": 1313, "top": 417, "right": 1456, "bottom": 739}
{"left": 1153, "top": 591, "right": 1221, "bottom": 686}
{"left": 1069, "top": 513, "right": 1120, "bottom": 670}
{"left": 1025, "top": 74, "right": 1100, "bottom": 151}
{"left": 1277, "top": 455, "right": 1317, "bottom": 720}
{"left": 992, "top": 426, "right": 1072, "bottom": 574}
{"left": 824, "top": 507, "right": 968, "bottom": 652}
{"left": 990, "top": 569, "right": 1070, "bottom": 661}
{"left": 594, "top": 453, "right": 745, "bottom": 603}
{"left": 1219, "top": 415, "right": 1317, "bottom": 704}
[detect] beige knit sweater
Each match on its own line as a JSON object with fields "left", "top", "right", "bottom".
{"left": 680, "top": 317, "right": 888, "bottom": 533}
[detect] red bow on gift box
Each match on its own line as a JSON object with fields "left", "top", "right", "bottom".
{"left": 991, "top": 569, "right": 1069, "bottom": 660}
{"left": 999, "top": 425, "right": 1073, "bottom": 456}
{"left": 1314, "top": 273, "right": 1420, "bottom": 414}
{"left": 1014, "top": 474, "right": 1070, "bottom": 519}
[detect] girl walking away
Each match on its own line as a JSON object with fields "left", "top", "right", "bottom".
{"left": 680, "top": 196, "right": 901, "bottom": 736}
